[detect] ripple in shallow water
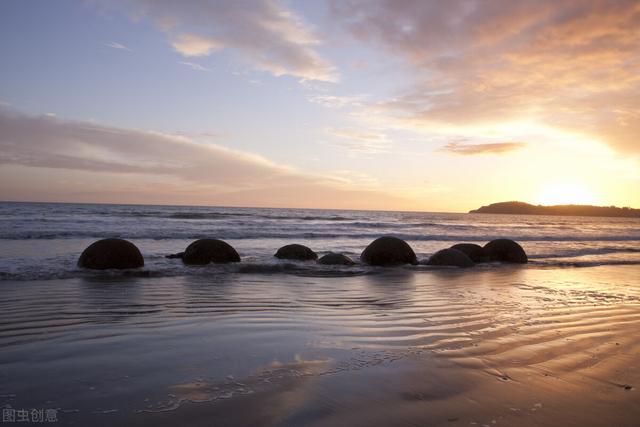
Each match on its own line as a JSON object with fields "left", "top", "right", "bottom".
{"left": 1, "top": 266, "right": 639, "bottom": 425}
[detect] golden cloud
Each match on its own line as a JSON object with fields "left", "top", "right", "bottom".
{"left": 332, "top": 0, "right": 640, "bottom": 154}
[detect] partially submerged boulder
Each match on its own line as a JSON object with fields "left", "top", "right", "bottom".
{"left": 78, "top": 238, "right": 144, "bottom": 270}
{"left": 318, "top": 252, "right": 356, "bottom": 265}
{"left": 274, "top": 244, "right": 318, "bottom": 261}
{"left": 183, "top": 239, "right": 240, "bottom": 265}
{"left": 427, "top": 248, "right": 474, "bottom": 268}
{"left": 483, "top": 239, "right": 528, "bottom": 263}
{"left": 361, "top": 236, "right": 417, "bottom": 266}
{"left": 450, "top": 243, "right": 488, "bottom": 263}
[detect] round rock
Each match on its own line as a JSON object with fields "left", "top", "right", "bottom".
{"left": 183, "top": 239, "right": 241, "bottom": 265}
{"left": 450, "top": 243, "right": 488, "bottom": 263}
{"left": 78, "top": 238, "right": 144, "bottom": 270}
{"left": 427, "top": 248, "right": 475, "bottom": 268}
{"left": 483, "top": 239, "right": 528, "bottom": 263}
{"left": 318, "top": 252, "right": 356, "bottom": 265}
{"left": 274, "top": 244, "right": 318, "bottom": 261}
{"left": 360, "top": 236, "right": 417, "bottom": 266}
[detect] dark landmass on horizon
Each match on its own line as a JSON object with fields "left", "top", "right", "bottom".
{"left": 470, "top": 201, "right": 640, "bottom": 218}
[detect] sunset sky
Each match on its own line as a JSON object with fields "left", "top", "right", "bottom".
{"left": 1, "top": 0, "right": 638, "bottom": 212}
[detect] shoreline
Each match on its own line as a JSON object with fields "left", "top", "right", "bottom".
{"left": 4, "top": 258, "right": 640, "bottom": 283}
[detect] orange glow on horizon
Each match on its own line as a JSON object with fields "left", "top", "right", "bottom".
{"left": 536, "top": 183, "right": 601, "bottom": 206}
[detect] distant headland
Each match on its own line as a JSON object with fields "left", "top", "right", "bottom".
{"left": 469, "top": 201, "right": 640, "bottom": 218}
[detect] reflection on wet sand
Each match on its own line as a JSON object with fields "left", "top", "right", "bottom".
{"left": 127, "top": 266, "right": 640, "bottom": 427}
{"left": 1, "top": 266, "right": 639, "bottom": 426}
{"left": 150, "top": 355, "right": 332, "bottom": 410}
{"left": 137, "top": 341, "right": 639, "bottom": 427}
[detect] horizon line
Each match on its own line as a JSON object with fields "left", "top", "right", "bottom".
{"left": 2, "top": 199, "right": 638, "bottom": 214}
{"left": 0, "top": 199, "right": 466, "bottom": 215}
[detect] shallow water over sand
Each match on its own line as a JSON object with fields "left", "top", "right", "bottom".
{"left": 1, "top": 266, "right": 639, "bottom": 426}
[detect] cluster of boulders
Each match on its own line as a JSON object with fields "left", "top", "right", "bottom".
{"left": 77, "top": 236, "right": 527, "bottom": 270}
{"left": 426, "top": 239, "right": 528, "bottom": 268}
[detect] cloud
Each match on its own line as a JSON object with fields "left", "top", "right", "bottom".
{"left": 331, "top": 0, "right": 640, "bottom": 154}
{"left": 178, "top": 61, "right": 210, "bottom": 72}
{"left": 0, "top": 108, "right": 410, "bottom": 209}
{"left": 327, "top": 128, "right": 391, "bottom": 153}
{"left": 172, "top": 34, "right": 220, "bottom": 56}
{"left": 307, "top": 94, "right": 366, "bottom": 109}
{"left": 108, "top": 0, "right": 338, "bottom": 82}
{"left": 0, "top": 107, "right": 290, "bottom": 184}
{"left": 172, "top": 130, "right": 224, "bottom": 140}
{"left": 105, "top": 41, "right": 132, "bottom": 51}
{"left": 441, "top": 141, "right": 526, "bottom": 156}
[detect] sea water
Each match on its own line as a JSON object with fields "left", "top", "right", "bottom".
{"left": 1, "top": 201, "right": 640, "bottom": 281}
{"left": 1, "top": 202, "right": 639, "bottom": 426}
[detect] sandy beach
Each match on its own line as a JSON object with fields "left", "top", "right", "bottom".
{"left": 2, "top": 0, "right": 640, "bottom": 425}
{"left": 2, "top": 264, "right": 639, "bottom": 426}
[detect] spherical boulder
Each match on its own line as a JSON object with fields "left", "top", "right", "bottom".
{"left": 450, "top": 243, "right": 488, "bottom": 263}
{"left": 183, "top": 239, "right": 240, "bottom": 265}
{"left": 78, "top": 238, "right": 144, "bottom": 270}
{"left": 318, "top": 252, "right": 356, "bottom": 265}
{"left": 427, "top": 248, "right": 474, "bottom": 268}
{"left": 360, "top": 236, "right": 417, "bottom": 266}
{"left": 274, "top": 244, "right": 318, "bottom": 261}
{"left": 483, "top": 239, "right": 528, "bottom": 263}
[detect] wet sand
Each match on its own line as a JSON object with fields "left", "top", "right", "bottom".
{"left": 1, "top": 265, "right": 639, "bottom": 426}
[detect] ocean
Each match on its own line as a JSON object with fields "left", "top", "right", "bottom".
{"left": 1, "top": 201, "right": 640, "bottom": 281}
{"left": 1, "top": 202, "right": 639, "bottom": 426}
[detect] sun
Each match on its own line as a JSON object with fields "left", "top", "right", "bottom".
{"left": 536, "top": 182, "right": 601, "bottom": 206}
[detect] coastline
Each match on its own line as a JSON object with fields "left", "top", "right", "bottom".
{"left": 470, "top": 202, "right": 640, "bottom": 219}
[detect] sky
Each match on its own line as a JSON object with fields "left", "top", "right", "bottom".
{"left": 0, "top": 0, "right": 638, "bottom": 212}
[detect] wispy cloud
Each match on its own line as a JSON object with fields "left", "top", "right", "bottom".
{"left": 308, "top": 94, "right": 366, "bottom": 109}
{"left": 332, "top": 0, "right": 640, "bottom": 155}
{"left": 0, "top": 108, "right": 410, "bottom": 209}
{"left": 105, "top": 41, "right": 132, "bottom": 51}
{"left": 327, "top": 128, "right": 391, "bottom": 153}
{"left": 108, "top": 0, "right": 338, "bottom": 82}
{"left": 441, "top": 141, "right": 527, "bottom": 156}
{"left": 172, "top": 34, "right": 219, "bottom": 56}
{"left": 172, "top": 130, "right": 224, "bottom": 140}
{"left": 178, "top": 61, "right": 210, "bottom": 72}
{"left": 0, "top": 107, "right": 292, "bottom": 183}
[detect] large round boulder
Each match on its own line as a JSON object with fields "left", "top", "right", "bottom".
{"left": 483, "top": 239, "right": 528, "bottom": 263}
{"left": 274, "top": 244, "right": 318, "bottom": 261}
{"left": 450, "top": 243, "right": 488, "bottom": 263}
{"left": 427, "top": 248, "right": 474, "bottom": 268}
{"left": 360, "top": 236, "right": 417, "bottom": 266}
{"left": 183, "top": 239, "right": 240, "bottom": 265}
{"left": 318, "top": 252, "right": 356, "bottom": 265}
{"left": 78, "top": 238, "right": 144, "bottom": 270}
